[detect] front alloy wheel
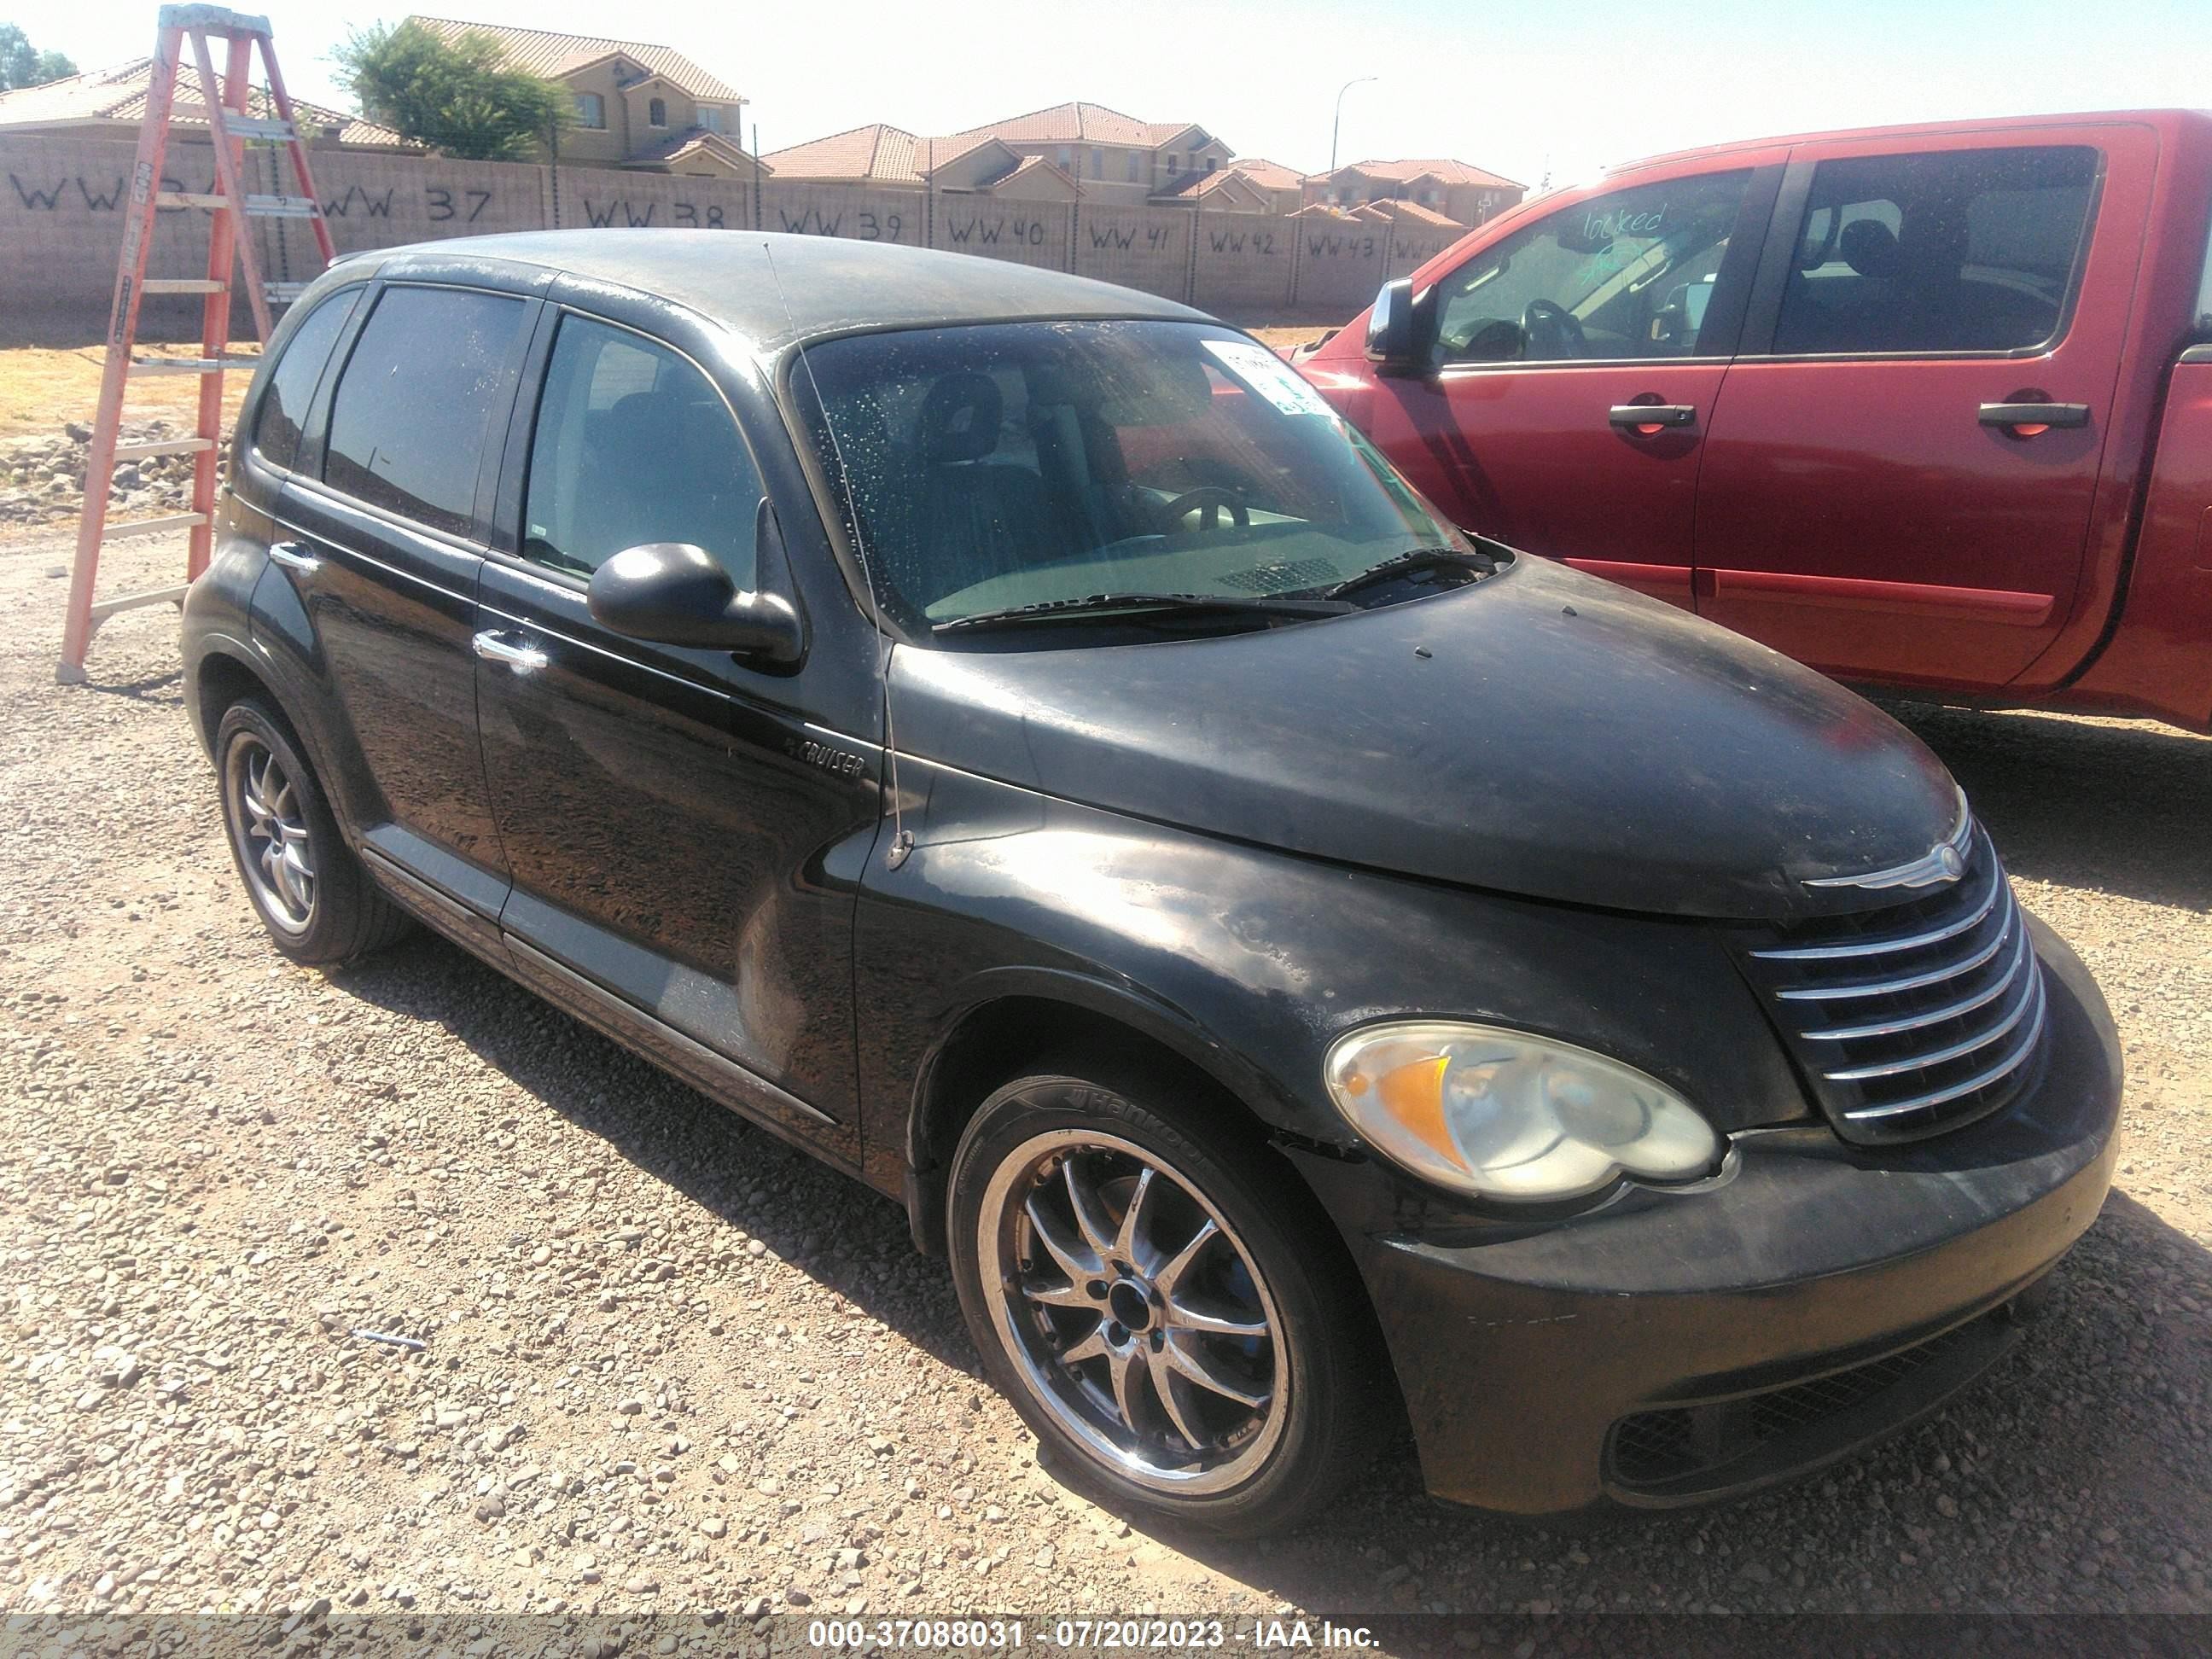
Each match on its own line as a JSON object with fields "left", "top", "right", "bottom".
{"left": 980, "top": 1129, "right": 1286, "bottom": 1493}
{"left": 946, "top": 1063, "right": 1386, "bottom": 1535}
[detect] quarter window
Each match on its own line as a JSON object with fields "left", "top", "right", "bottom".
{"left": 1772, "top": 146, "right": 2098, "bottom": 356}
{"left": 521, "top": 315, "right": 761, "bottom": 587}
{"left": 1433, "top": 170, "right": 1752, "bottom": 365}
{"left": 251, "top": 286, "right": 361, "bottom": 472}
{"left": 323, "top": 286, "right": 527, "bottom": 539}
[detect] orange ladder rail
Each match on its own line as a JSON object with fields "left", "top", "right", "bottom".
{"left": 57, "top": 4, "right": 336, "bottom": 684}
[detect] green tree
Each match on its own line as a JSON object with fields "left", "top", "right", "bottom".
{"left": 332, "top": 20, "right": 566, "bottom": 161}
{"left": 0, "top": 22, "right": 78, "bottom": 90}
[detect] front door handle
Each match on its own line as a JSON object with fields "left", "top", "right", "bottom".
{"left": 1978, "top": 402, "right": 2090, "bottom": 435}
{"left": 267, "top": 540, "right": 321, "bottom": 574}
{"left": 471, "top": 630, "right": 549, "bottom": 675}
{"left": 1609, "top": 404, "right": 1697, "bottom": 432}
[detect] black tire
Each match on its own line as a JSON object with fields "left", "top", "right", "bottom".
{"left": 946, "top": 1055, "right": 1388, "bottom": 1536}
{"left": 212, "top": 698, "right": 410, "bottom": 965}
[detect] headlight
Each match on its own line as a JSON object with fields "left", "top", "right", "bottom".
{"left": 1323, "top": 1021, "right": 1720, "bottom": 1202}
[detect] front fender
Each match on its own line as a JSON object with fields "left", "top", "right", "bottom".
{"left": 854, "top": 754, "right": 1813, "bottom": 1190}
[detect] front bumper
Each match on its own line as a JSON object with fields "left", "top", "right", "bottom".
{"left": 1293, "top": 916, "right": 2122, "bottom": 1516}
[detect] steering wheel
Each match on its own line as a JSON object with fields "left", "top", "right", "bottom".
{"left": 1157, "top": 486, "right": 1250, "bottom": 535}
{"left": 1522, "top": 299, "right": 1588, "bottom": 360}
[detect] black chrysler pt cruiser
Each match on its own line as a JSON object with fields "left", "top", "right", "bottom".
{"left": 181, "top": 230, "right": 2121, "bottom": 1535}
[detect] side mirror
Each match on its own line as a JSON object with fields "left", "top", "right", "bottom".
{"left": 1365, "top": 277, "right": 1420, "bottom": 374}
{"left": 587, "top": 534, "right": 804, "bottom": 664}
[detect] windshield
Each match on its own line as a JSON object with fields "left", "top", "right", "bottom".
{"left": 794, "top": 319, "right": 1469, "bottom": 634}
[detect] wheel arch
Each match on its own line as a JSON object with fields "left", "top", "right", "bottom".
{"left": 190, "top": 641, "right": 275, "bottom": 754}
{"left": 901, "top": 969, "right": 1295, "bottom": 1257}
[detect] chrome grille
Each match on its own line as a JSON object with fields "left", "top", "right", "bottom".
{"left": 1743, "top": 830, "right": 2047, "bottom": 1144}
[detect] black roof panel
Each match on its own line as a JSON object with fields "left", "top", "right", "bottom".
{"left": 357, "top": 229, "right": 1209, "bottom": 353}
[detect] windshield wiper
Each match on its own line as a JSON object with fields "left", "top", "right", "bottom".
{"left": 934, "top": 591, "right": 1353, "bottom": 635}
{"left": 1313, "top": 544, "right": 1498, "bottom": 602}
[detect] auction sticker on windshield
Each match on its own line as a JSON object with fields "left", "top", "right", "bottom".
{"left": 1202, "top": 337, "right": 1340, "bottom": 420}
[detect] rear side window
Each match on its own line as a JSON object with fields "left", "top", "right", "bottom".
{"left": 252, "top": 288, "right": 361, "bottom": 471}
{"left": 323, "top": 285, "right": 528, "bottom": 538}
{"left": 1773, "top": 146, "right": 2098, "bottom": 356}
{"left": 521, "top": 314, "right": 761, "bottom": 586}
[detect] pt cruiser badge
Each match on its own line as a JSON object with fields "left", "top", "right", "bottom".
{"left": 1805, "top": 792, "right": 1975, "bottom": 890}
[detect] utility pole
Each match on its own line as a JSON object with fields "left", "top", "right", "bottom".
{"left": 1330, "top": 76, "right": 1376, "bottom": 176}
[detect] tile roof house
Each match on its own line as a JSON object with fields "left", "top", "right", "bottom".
{"left": 0, "top": 56, "right": 417, "bottom": 151}
{"left": 1149, "top": 166, "right": 1275, "bottom": 214}
{"left": 760, "top": 123, "right": 1077, "bottom": 201}
{"left": 1351, "top": 196, "right": 1468, "bottom": 230}
{"left": 951, "top": 101, "right": 1237, "bottom": 206}
{"left": 1219, "top": 157, "right": 1305, "bottom": 214}
{"left": 1304, "top": 157, "right": 1525, "bottom": 229}
{"left": 405, "top": 16, "right": 758, "bottom": 178}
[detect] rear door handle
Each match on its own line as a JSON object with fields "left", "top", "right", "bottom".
{"left": 267, "top": 540, "right": 320, "bottom": 574}
{"left": 471, "top": 630, "right": 549, "bottom": 675}
{"left": 1978, "top": 402, "right": 2090, "bottom": 433}
{"left": 1609, "top": 404, "right": 1697, "bottom": 431}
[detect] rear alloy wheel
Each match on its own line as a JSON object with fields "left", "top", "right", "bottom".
{"left": 213, "top": 699, "right": 410, "bottom": 965}
{"left": 947, "top": 1064, "right": 1384, "bottom": 1534}
{"left": 226, "top": 732, "right": 317, "bottom": 934}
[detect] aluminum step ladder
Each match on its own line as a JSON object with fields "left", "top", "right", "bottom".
{"left": 56, "top": 5, "right": 336, "bottom": 684}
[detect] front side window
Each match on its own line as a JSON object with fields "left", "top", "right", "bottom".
{"left": 252, "top": 286, "right": 362, "bottom": 472}
{"left": 323, "top": 286, "right": 527, "bottom": 538}
{"left": 1773, "top": 146, "right": 2098, "bottom": 356}
{"left": 574, "top": 91, "right": 605, "bottom": 129}
{"left": 798, "top": 320, "right": 1470, "bottom": 635}
{"left": 521, "top": 315, "right": 760, "bottom": 586}
{"left": 1433, "top": 170, "right": 1751, "bottom": 365}
{"left": 648, "top": 96, "right": 667, "bottom": 129}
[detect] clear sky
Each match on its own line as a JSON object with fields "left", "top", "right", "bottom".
{"left": 18, "top": 0, "right": 2212, "bottom": 188}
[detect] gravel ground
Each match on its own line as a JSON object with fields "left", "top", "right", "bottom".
{"left": 3, "top": 527, "right": 2209, "bottom": 1630}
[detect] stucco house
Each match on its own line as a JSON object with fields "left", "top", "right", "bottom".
{"left": 405, "top": 16, "right": 759, "bottom": 179}
{"left": 0, "top": 56, "right": 416, "bottom": 152}
{"left": 768, "top": 102, "right": 1300, "bottom": 213}
{"left": 1302, "top": 157, "right": 1524, "bottom": 228}
{"left": 1218, "top": 157, "right": 1306, "bottom": 216}
{"left": 950, "top": 102, "right": 1236, "bottom": 207}
{"left": 761, "top": 124, "right": 1079, "bottom": 201}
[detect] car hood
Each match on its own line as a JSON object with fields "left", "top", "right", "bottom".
{"left": 887, "top": 555, "right": 1963, "bottom": 923}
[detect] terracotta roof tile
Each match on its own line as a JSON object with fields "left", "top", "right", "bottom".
{"left": 1314, "top": 156, "right": 1522, "bottom": 189}
{"left": 0, "top": 57, "right": 410, "bottom": 148}
{"left": 1356, "top": 196, "right": 1466, "bottom": 229}
{"left": 1225, "top": 156, "right": 1303, "bottom": 190}
{"left": 953, "top": 100, "right": 1210, "bottom": 149}
{"left": 762, "top": 123, "right": 1003, "bottom": 185}
{"left": 406, "top": 15, "right": 741, "bottom": 103}
{"left": 626, "top": 127, "right": 761, "bottom": 169}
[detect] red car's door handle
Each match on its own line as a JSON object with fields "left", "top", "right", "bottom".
{"left": 1978, "top": 402, "right": 2090, "bottom": 435}
{"left": 1608, "top": 404, "right": 1697, "bottom": 433}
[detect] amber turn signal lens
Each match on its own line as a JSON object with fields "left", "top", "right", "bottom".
{"left": 1324, "top": 1021, "right": 1721, "bottom": 1202}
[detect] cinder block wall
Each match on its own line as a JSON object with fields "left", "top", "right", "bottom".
{"left": 2, "top": 135, "right": 1462, "bottom": 341}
